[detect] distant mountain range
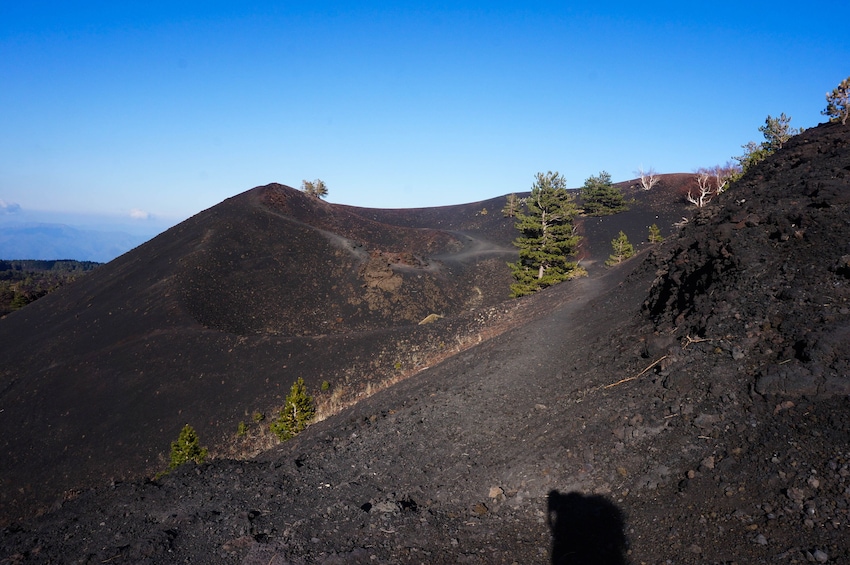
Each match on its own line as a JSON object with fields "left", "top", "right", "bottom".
{"left": 0, "top": 222, "right": 151, "bottom": 262}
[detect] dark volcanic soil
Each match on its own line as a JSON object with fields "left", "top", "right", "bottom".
{"left": 2, "top": 122, "right": 850, "bottom": 564}
{"left": 0, "top": 168, "right": 690, "bottom": 526}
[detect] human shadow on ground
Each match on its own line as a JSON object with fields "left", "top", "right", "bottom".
{"left": 547, "top": 490, "right": 629, "bottom": 565}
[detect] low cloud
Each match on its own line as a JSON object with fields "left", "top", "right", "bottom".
{"left": 129, "top": 208, "right": 151, "bottom": 220}
{"left": 0, "top": 199, "right": 22, "bottom": 214}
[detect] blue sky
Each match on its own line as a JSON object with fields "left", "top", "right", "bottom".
{"left": 1, "top": 2, "right": 848, "bottom": 234}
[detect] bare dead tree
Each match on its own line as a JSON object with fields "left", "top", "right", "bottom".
{"left": 687, "top": 169, "right": 714, "bottom": 208}
{"left": 711, "top": 162, "right": 740, "bottom": 194}
{"left": 636, "top": 165, "right": 660, "bottom": 191}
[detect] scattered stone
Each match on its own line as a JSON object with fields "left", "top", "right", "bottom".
{"left": 488, "top": 486, "right": 504, "bottom": 499}
{"left": 372, "top": 501, "right": 399, "bottom": 514}
{"left": 694, "top": 414, "right": 721, "bottom": 429}
{"left": 813, "top": 549, "right": 829, "bottom": 563}
{"left": 774, "top": 400, "right": 795, "bottom": 414}
{"left": 835, "top": 255, "right": 850, "bottom": 278}
{"left": 787, "top": 487, "right": 806, "bottom": 503}
{"left": 755, "top": 364, "right": 819, "bottom": 397}
{"left": 222, "top": 535, "right": 253, "bottom": 552}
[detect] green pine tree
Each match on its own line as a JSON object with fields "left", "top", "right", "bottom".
{"left": 758, "top": 113, "right": 800, "bottom": 152}
{"left": 301, "top": 179, "right": 328, "bottom": 199}
{"left": 168, "top": 424, "right": 208, "bottom": 471}
{"left": 581, "top": 171, "right": 628, "bottom": 216}
{"left": 270, "top": 377, "right": 316, "bottom": 441}
{"left": 648, "top": 224, "right": 664, "bottom": 244}
{"left": 823, "top": 76, "right": 850, "bottom": 125}
{"left": 735, "top": 113, "right": 801, "bottom": 173}
{"left": 605, "top": 231, "right": 635, "bottom": 266}
{"left": 508, "top": 172, "right": 584, "bottom": 297}
{"left": 502, "top": 193, "right": 521, "bottom": 218}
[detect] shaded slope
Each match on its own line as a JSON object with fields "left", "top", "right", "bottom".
{"left": 643, "top": 122, "right": 850, "bottom": 398}
{"left": 0, "top": 185, "right": 520, "bottom": 523}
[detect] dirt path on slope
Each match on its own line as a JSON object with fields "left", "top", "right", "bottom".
{"left": 0, "top": 264, "right": 634, "bottom": 564}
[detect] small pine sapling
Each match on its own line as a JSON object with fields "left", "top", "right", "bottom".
{"left": 502, "top": 193, "right": 521, "bottom": 218}
{"left": 167, "top": 424, "right": 208, "bottom": 472}
{"left": 648, "top": 224, "right": 664, "bottom": 244}
{"left": 270, "top": 377, "right": 316, "bottom": 441}
{"left": 605, "top": 231, "right": 635, "bottom": 266}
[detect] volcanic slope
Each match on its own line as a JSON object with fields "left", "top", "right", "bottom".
{"left": 2, "top": 122, "right": 849, "bottom": 563}
{"left": 0, "top": 179, "right": 690, "bottom": 525}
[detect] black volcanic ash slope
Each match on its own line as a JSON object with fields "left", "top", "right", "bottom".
{"left": 2, "top": 123, "right": 849, "bottom": 564}
{"left": 643, "top": 121, "right": 850, "bottom": 398}
{"left": 0, "top": 177, "right": 692, "bottom": 526}
{"left": 0, "top": 186, "right": 520, "bottom": 524}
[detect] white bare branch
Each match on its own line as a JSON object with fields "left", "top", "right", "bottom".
{"left": 687, "top": 170, "right": 714, "bottom": 208}
{"left": 711, "top": 161, "right": 739, "bottom": 194}
{"left": 636, "top": 165, "right": 660, "bottom": 191}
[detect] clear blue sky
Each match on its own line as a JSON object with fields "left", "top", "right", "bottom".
{"left": 1, "top": 2, "right": 848, "bottom": 233}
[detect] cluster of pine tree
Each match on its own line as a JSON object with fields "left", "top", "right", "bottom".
{"left": 505, "top": 172, "right": 669, "bottom": 297}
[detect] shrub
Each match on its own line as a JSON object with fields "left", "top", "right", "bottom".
{"left": 236, "top": 421, "right": 248, "bottom": 437}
